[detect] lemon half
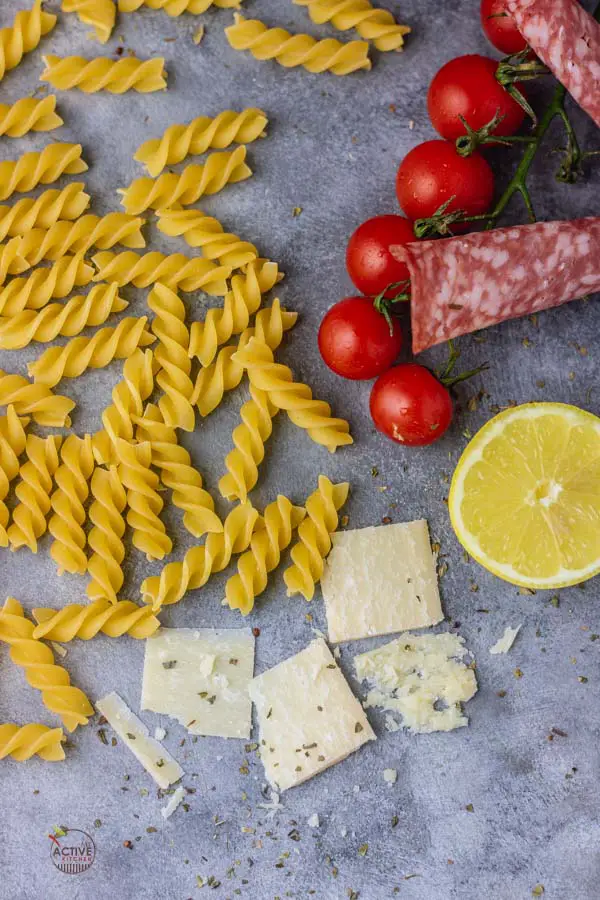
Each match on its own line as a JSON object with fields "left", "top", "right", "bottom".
{"left": 449, "top": 403, "right": 600, "bottom": 589}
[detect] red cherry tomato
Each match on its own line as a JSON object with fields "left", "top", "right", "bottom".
{"left": 318, "top": 296, "right": 403, "bottom": 381}
{"left": 370, "top": 364, "right": 453, "bottom": 446}
{"left": 480, "top": 0, "right": 527, "bottom": 54}
{"left": 427, "top": 54, "right": 526, "bottom": 141}
{"left": 346, "top": 215, "right": 414, "bottom": 299}
{"left": 396, "top": 140, "right": 494, "bottom": 229}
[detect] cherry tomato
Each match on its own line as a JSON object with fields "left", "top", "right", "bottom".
{"left": 480, "top": 0, "right": 527, "bottom": 54}
{"left": 370, "top": 364, "right": 453, "bottom": 446}
{"left": 427, "top": 54, "right": 526, "bottom": 141}
{"left": 346, "top": 215, "right": 414, "bottom": 299}
{"left": 395, "top": 140, "right": 494, "bottom": 228}
{"left": 318, "top": 296, "right": 402, "bottom": 381}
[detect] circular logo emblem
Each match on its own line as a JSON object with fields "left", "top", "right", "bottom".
{"left": 49, "top": 828, "right": 95, "bottom": 875}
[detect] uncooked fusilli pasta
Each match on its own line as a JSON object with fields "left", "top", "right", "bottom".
{"left": 157, "top": 207, "right": 258, "bottom": 270}
{"left": 0, "top": 406, "right": 29, "bottom": 546}
{"left": 120, "top": 0, "right": 240, "bottom": 17}
{"left": 33, "top": 600, "right": 160, "bottom": 641}
{"left": 232, "top": 337, "right": 353, "bottom": 451}
{"left": 0, "top": 96, "right": 63, "bottom": 138}
{"left": 295, "top": 0, "right": 410, "bottom": 52}
{"left": 218, "top": 386, "right": 278, "bottom": 503}
{"left": 226, "top": 495, "right": 306, "bottom": 615}
{"left": 0, "top": 597, "right": 93, "bottom": 732}
{"left": 8, "top": 434, "right": 62, "bottom": 552}
{"left": 92, "top": 250, "right": 231, "bottom": 295}
{"left": 0, "top": 722, "right": 65, "bottom": 761}
{"left": 41, "top": 54, "right": 167, "bottom": 93}
{"left": 0, "top": 144, "right": 87, "bottom": 202}
{"left": 135, "top": 403, "right": 222, "bottom": 538}
{"left": 116, "top": 438, "right": 172, "bottom": 561}
{"left": 147, "top": 282, "right": 194, "bottom": 432}
{"left": 135, "top": 108, "right": 267, "bottom": 176}
{"left": 0, "top": 284, "right": 127, "bottom": 349}
{"left": 188, "top": 258, "right": 281, "bottom": 366}
{"left": 48, "top": 435, "right": 95, "bottom": 575}
{"left": 0, "top": 0, "right": 57, "bottom": 84}
{"left": 0, "top": 184, "right": 89, "bottom": 243}
{"left": 141, "top": 501, "right": 259, "bottom": 610}
{"left": 86, "top": 466, "right": 126, "bottom": 604}
{"left": 92, "top": 348, "right": 155, "bottom": 465}
{"left": 120, "top": 146, "right": 251, "bottom": 215}
{"left": 62, "top": 0, "right": 116, "bottom": 44}
{"left": 283, "top": 475, "right": 349, "bottom": 600}
{"left": 225, "top": 14, "right": 371, "bottom": 75}
{"left": 16, "top": 213, "right": 145, "bottom": 267}
{"left": 0, "top": 238, "right": 28, "bottom": 285}
{"left": 0, "top": 371, "right": 74, "bottom": 427}
{"left": 28, "top": 317, "right": 155, "bottom": 387}
{"left": 0, "top": 255, "right": 94, "bottom": 317}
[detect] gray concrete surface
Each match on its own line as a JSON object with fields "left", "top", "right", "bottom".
{"left": 0, "top": 1, "right": 599, "bottom": 898}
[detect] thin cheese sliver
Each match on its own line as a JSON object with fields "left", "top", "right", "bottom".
{"left": 96, "top": 691, "right": 184, "bottom": 789}
{"left": 321, "top": 520, "right": 443, "bottom": 642}
{"left": 141, "top": 628, "right": 255, "bottom": 739}
{"left": 249, "top": 638, "right": 375, "bottom": 792}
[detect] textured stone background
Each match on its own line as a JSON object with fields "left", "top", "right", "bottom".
{"left": 1, "top": 1, "right": 599, "bottom": 898}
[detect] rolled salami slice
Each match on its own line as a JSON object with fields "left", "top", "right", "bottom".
{"left": 506, "top": 0, "right": 600, "bottom": 127}
{"left": 392, "top": 217, "right": 600, "bottom": 354}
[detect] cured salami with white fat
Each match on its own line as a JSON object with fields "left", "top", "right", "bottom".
{"left": 392, "top": 218, "right": 600, "bottom": 354}
{"left": 506, "top": 0, "right": 600, "bottom": 127}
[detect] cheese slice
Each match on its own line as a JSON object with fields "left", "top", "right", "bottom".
{"left": 249, "top": 638, "right": 375, "bottom": 792}
{"left": 141, "top": 627, "right": 255, "bottom": 739}
{"left": 96, "top": 692, "right": 184, "bottom": 789}
{"left": 354, "top": 632, "right": 477, "bottom": 734}
{"left": 321, "top": 520, "right": 443, "bottom": 642}
{"left": 489, "top": 625, "right": 521, "bottom": 655}
{"left": 161, "top": 786, "right": 186, "bottom": 820}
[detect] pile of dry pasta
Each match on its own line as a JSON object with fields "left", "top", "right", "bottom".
{"left": 0, "top": 0, "right": 377, "bottom": 764}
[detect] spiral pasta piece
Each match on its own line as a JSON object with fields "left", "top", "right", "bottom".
{"left": 0, "top": 237, "right": 28, "bottom": 285}
{"left": 193, "top": 299, "right": 297, "bottom": 416}
{"left": 0, "top": 722, "right": 65, "bottom": 761}
{"left": 33, "top": 600, "right": 159, "bottom": 641}
{"left": 0, "top": 144, "right": 87, "bottom": 203}
{"left": 120, "top": 0, "right": 240, "bottom": 17}
{"left": 157, "top": 207, "right": 258, "bottom": 270}
{"left": 141, "top": 501, "right": 259, "bottom": 610}
{"left": 0, "top": 597, "right": 93, "bottom": 732}
{"left": 86, "top": 466, "right": 126, "bottom": 603}
{"left": 8, "top": 435, "right": 62, "bottom": 552}
{"left": 28, "top": 317, "right": 155, "bottom": 387}
{"left": 0, "top": 406, "right": 29, "bottom": 546}
{"left": 120, "top": 146, "right": 251, "bottom": 215}
{"left": 147, "top": 283, "right": 194, "bottom": 432}
{"left": 0, "top": 96, "right": 63, "bottom": 138}
{"left": 135, "top": 108, "right": 267, "bottom": 177}
{"left": 0, "top": 372, "right": 74, "bottom": 427}
{"left": 0, "top": 255, "right": 94, "bottom": 317}
{"left": 0, "top": 0, "right": 57, "bottom": 84}
{"left": 117, "top": 438, "right": 172, "bottom": 561}
{"left": 48, "top": 435, "right": 95, "bottom": 575}
{"left": 232, "top": 337, "right": 353, "bottom": 452}
{"left": 225, "top": 14, "right": 371, "bottom": 74}
{"left": 0, "top": 184, "right": 89, "bottom": 243}
{"left": 219, "top": 386, "right": 278, "bottom": 503}
{"left": 135, "top": 403, "right": 222, "bottom": 538}
{"left": 0, "top": 284, "right": 127, "bottom": 350}
{"left": 16, "top": 213, "right": 146, "bottom": 267}
{"left": 226, "top": 496, "right": 306, "bottom": 615}
{"left": 41, "top": 54, "right": 167, "bottom": 94}
{"left": 284, "top": 475, "right": 349, "bottom": 600}
{"left": 188, "top": 258, "right": 281, "bottom": 366}
{"left": 92, "top": 250, "right": 230, "bottom": 295}
{"left": 295, "top": 0, "right": 410, "bottom": 52}
{"left": 92, "top": 348, "right": 155, "bottom": 465}
{"left": 62, "top": 0, "right": 116, "bottom": 43}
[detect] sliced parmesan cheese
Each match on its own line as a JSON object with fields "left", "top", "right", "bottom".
{"left": 383, "top": 768, "right": 397, "bottom": 784}
{"left": 161, "top": 786, "right": 186, "bottom": 820}
{"left": 249, "top": 639, "right": 375, "bottom": 792}
{"left": 96, "top": 692, "right": 184, "bottom": 789}
{"left": 489, "top": 625, "right": 521, "bottom": 655}
{"left": 354, "top": 632, "right": 477, "bottom": 734}
{"left": 141, "top": 627, "right": 255, "bottom": 739}
{"left": 321, "top": 521, "right": 443, "bottom": 643}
